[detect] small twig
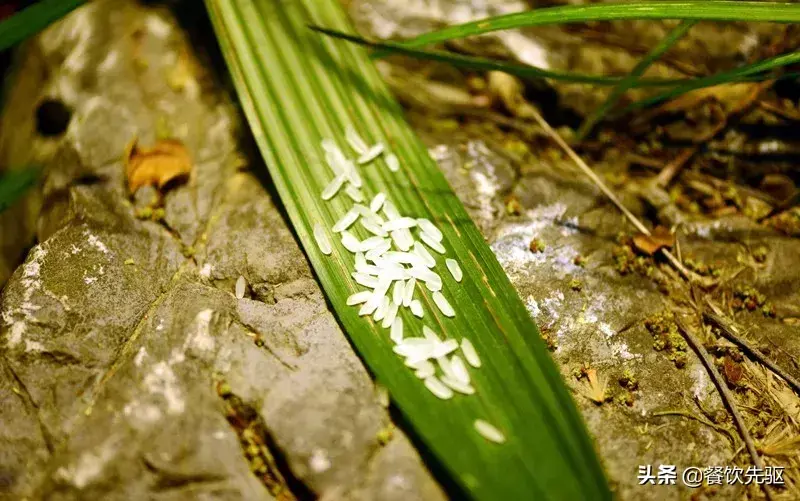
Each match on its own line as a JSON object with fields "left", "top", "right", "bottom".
{"left": 528, "top": 108, "right": 701, "bottom": 285}
{"left": 652, "top": 409, "right": 738, "bottom": 447}
{"left": 704, "top": 307, "right": 800, "bottom": 396}
{"left": 655, "top": 147, "right": 697, "bottom": 187}
{"left": 674, "top": 317, "right": 774, "bottom": 501}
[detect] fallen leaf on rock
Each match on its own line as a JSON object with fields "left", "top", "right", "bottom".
{"left": 125, "top": 138, "right": 192, "bottom": 193}
{"left": 632, "top": 226, "right": 675, "bottom": 256}
{"left": 723, "top": 357, "right": 743, "bottom": 386}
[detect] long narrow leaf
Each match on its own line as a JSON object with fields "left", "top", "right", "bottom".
{"left": 312, "top": 26, "right": 687, "bottom": 87}
{"left": 381, "top": 1, "right": 800, "bottom": 54}
{"left": 0, "top": 166, "right": 39, "bottom": 213}
{"left": 576, "top": 20, "right": 697, "bottom": 139}
{"left": 625, "top": 51, "right": 800, "bottom": 111}
{"left": 315, "top": 26, "right": 789, "bottom": 96}
{"left": 205, "top": 0, "right": 610, "bottom": 499}
{"left": 0, "top": 0, "right": 85, "bottom": 52}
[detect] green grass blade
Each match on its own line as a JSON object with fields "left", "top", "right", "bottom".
{"left": 312, "top": 26, "right": 690, "bottom": 87}
{"left": 625, "top": 51, "right": 800, "bottom": 111}
{"left": 0, "top": 166, "right": 39, "bottom": 213}
{"left": 575, "top": 20, "right": 697, "bottom": 140}
{"left": 381, "top": 1, "right": 800, "bottom": 54}
{"left": 205, "top": 0, "right": 611, "bottom": 499}
{"left": 0, "top": 0, "right": 86, "bottom": 51}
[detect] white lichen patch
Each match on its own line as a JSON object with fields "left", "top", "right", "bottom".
{"left": 610, "top": 341, "right": 639, "bottom": 361}
{"left": 309, "top": 448, "right": 331, "bottom": 473}
{"left": 55, "top": 438, "right": 117, "bottom": 489}
{"left": 133, "top": 347, "right": 148, "bottom": 367}
{"left": 188, "top": 309, "right": 216, "bottom": 353}
{"left": 84, "top": 230, "right": 111, "bottom": 256}
{"left": 199, "top": 263, "right": 213, "bottom": 278}
{"left": 24, "top": 339, "right": 44, "bottom": 352}
{"left": 123, "top": 400, "right": 162, "bottom": 426}
{"left": 97, "top": 49, "right": 119, "bottom": 73}
{"left": 143, "top": 362, "right": 185, "bottom": 415}
{"left": 145, "top": 13, "right": 172, "bottom": 39}
{"left": 3, "top": 247, "right": 47, "bottom": 348}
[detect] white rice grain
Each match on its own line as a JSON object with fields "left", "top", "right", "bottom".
{"left": 235, "top": 275, "right": 246, "bottom": 299}
{"left": 413, "top": 242, "right": 436, "bottom": 268}
{"left": 373, "top": 277, "right": 393, "bottom": 300}
{"left": 382, "top": 217, "right": 417, "bottom": 232}
{"left": 313, "top": 224, "right": 332, "bottom": 255}
{"left": 393, "top": 337, "right": 434, "bottom": 358}
{"left": 419, "top": 231, "right": 446, "bottom": 254}
{"left": 352, "top": 272, "right": 379, "bottom": 288}
{"left": 341, "top": 231, "right": 361, "bottom": 253}
{"left": 474, "top": 420, "right": 506, "bottom": 443}
{"left": 345, "top": 126, "right": 369, "bottom": 154}
{"left": 321, "top": 173, "right": 347, "bottom": 200}
{"left": 392, "top": 281, "right": 404, "bottom": 305}
{"left": 347, "top": 291, "right": 372, "bottom": 305}
{"left": 382, "top": 301, "right": 399, "bottom": 329}
{"left": 384, "top": 251, "right": 426, "bottom": 268}
{"left": 360, "top": 218, "right": 388, "bottom": 237}
{"left": 446, "top": 258, "right": 463, "bottom": 282}
{"left": 414, "top": 363, "right": 435, "bottom": 379}
{"left": 410, "top": 300, "right": 424, "bottom": 318}
{"left": 432, "top": 339, "right": 459, "bottom": 358}
{"left": 374, "top": 296, "right": 390, "bottom": 322}
{"left": 352, "top": 204, "right": 372, "bottom": 216}
{"left": 357, "top": 143, "right": 385, "bottom": 164}
{"left": 417, "top": 218, "right": 443, "bottom": 242}
{"left": 385, "top": 153, "right": 400, "bottom": 172}
{"left": 432, "top": 291, "right": 455, "bottom": 317}
{"left": 441, "top": 376, "right": 475, "bottom": 395}
{"left": 390, "top": 317, "right": 403, "bottom": 344}
{"left": 391, "top": 230, "right": 413, "bottom": 252}
{"left": 461, "top": 338, "right": 481, "bottom": 368}
{"left": 382, "top": 201, "right": 400, "bottom": 221}
{"left": 355, "top": 264, "right": 381, "bottom": 276}
{"left": 422, "top": 326, "right": 441, "bottom": 343}
{"left": 449, "top": 355, "right": 470, "bottom": 384}
{"left": 359, "top": 236, "right": 388, "bottom": 252}
{"left": 365, "top": 240, "right": 392, "bottom": 260}
{"left": 424, "top": 376, "right": 454, "bottom": 400}
{"left": 332, "top": 209, "right": 359, "bottom": 232}
{"left": 424, "top": 276, "right": 443, "bottom": 293}
{"left": 359, "top": 300, "right": 379, "bottom": 316}
{"left": 345, "top": 184, "right": 364, "bottom": 202}
{"left": 345, "top": 162, "right": 362, "bottom": 188}
{"left": 436, "top": 355, "right": 454, "bottom": 379}
{"left": 370, "top": 193, "right": 386, "bottom": 212}
{"left": 321, "top": 138, "right": 339, "bottom": 154}
{"left": 355, "top": 252, "right": 367, "bottom": 270}
{"left": 403, "top": 278, "right": 416, "bottom": 307}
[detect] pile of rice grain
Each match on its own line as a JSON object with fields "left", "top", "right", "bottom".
{"left": 313, "top": 128, "right": 505, "bottom": 445}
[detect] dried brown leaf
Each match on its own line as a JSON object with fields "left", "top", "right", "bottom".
{"left": 632, "top": 226, "right": 675, "bottom": 256}
{"left": 125, "top": 138, "right": 192, "bottom": 193}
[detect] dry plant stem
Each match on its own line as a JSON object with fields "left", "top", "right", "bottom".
{"left": 528, "top": 108, "right": 697, "bottom": 283}
{"left": 704, "top": 309, "right": 800, "bottom": 395}
{"left": 675, "top": 317, "right": 774, "bottom": 501}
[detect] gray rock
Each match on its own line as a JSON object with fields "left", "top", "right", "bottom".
{"left": 0, "top": 2, "right": 443, "bottom": 500}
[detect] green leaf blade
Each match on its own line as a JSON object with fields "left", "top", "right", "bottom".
{"left": 0, "top": 166, "right": 39, "bottom": 213}
{"left": 384, "top": 1, "right": 800, "bottom": 54}
{"left": 0, "top": 0, "right": 86, "bottom": 52}
{"left": 205, "top": 1, "right": 610, "bottom": 499}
